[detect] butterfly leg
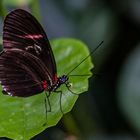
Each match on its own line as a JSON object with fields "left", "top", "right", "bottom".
{"left": 65, "top": 82, "right": 79, "bottom": 95}
{"left": 59, "top": 90, "right": 63, "bottom": 115}
{"left": 43, "top": 91, "right": 51, "bottom": 126}
{"left": 45, "top": 91, "right": 51, "bottom": 112}
{"left": 53, "top": 90, "right": 64, "bottom": 115}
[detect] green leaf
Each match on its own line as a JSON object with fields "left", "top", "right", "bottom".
{"left": 0, "top": 38, "right": 94, "bottom": 140}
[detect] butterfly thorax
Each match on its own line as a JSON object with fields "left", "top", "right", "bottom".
{"left": 42, "top": 75, "right": 69, "bottom": 92}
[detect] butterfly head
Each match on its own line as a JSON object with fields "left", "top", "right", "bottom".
{"left": 59, "top": 75, "right": 69, "bottom": 84}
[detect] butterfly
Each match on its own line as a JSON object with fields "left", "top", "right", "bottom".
{"left": 0, "top": 9, "right": 103, "bottom": 115}
{"left": 0, "top": 9, "right": 74, "bottom": 114}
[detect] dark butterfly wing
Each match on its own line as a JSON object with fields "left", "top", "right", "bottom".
{"left": 3, "top": 9, "right": 57, "bottom": 82}
{"left": 0, "top": 49, "right": 52, "bottom": 97}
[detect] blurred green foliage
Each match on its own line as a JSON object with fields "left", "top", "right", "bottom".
{"left": 0, "top": 0, "right": 140, "bottom": 140}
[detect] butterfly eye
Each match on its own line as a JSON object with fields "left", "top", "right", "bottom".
{"left": 59, "top": 75, "right": 68, "bottom": 84}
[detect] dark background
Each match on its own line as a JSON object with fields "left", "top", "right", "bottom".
{"left": 0, "top": 0, "right": 140, "bottom": 139}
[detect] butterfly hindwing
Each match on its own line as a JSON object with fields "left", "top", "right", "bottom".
{"left": 0, "top": 49, "right": 52, "bottom": 97}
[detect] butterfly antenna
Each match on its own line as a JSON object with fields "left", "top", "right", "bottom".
{"left": 66, "top": 41, "right": 104, "bottom": 76}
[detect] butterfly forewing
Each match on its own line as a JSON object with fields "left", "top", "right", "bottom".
{"left": 3, "top": 9, "right": 57, "bottom": 81}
